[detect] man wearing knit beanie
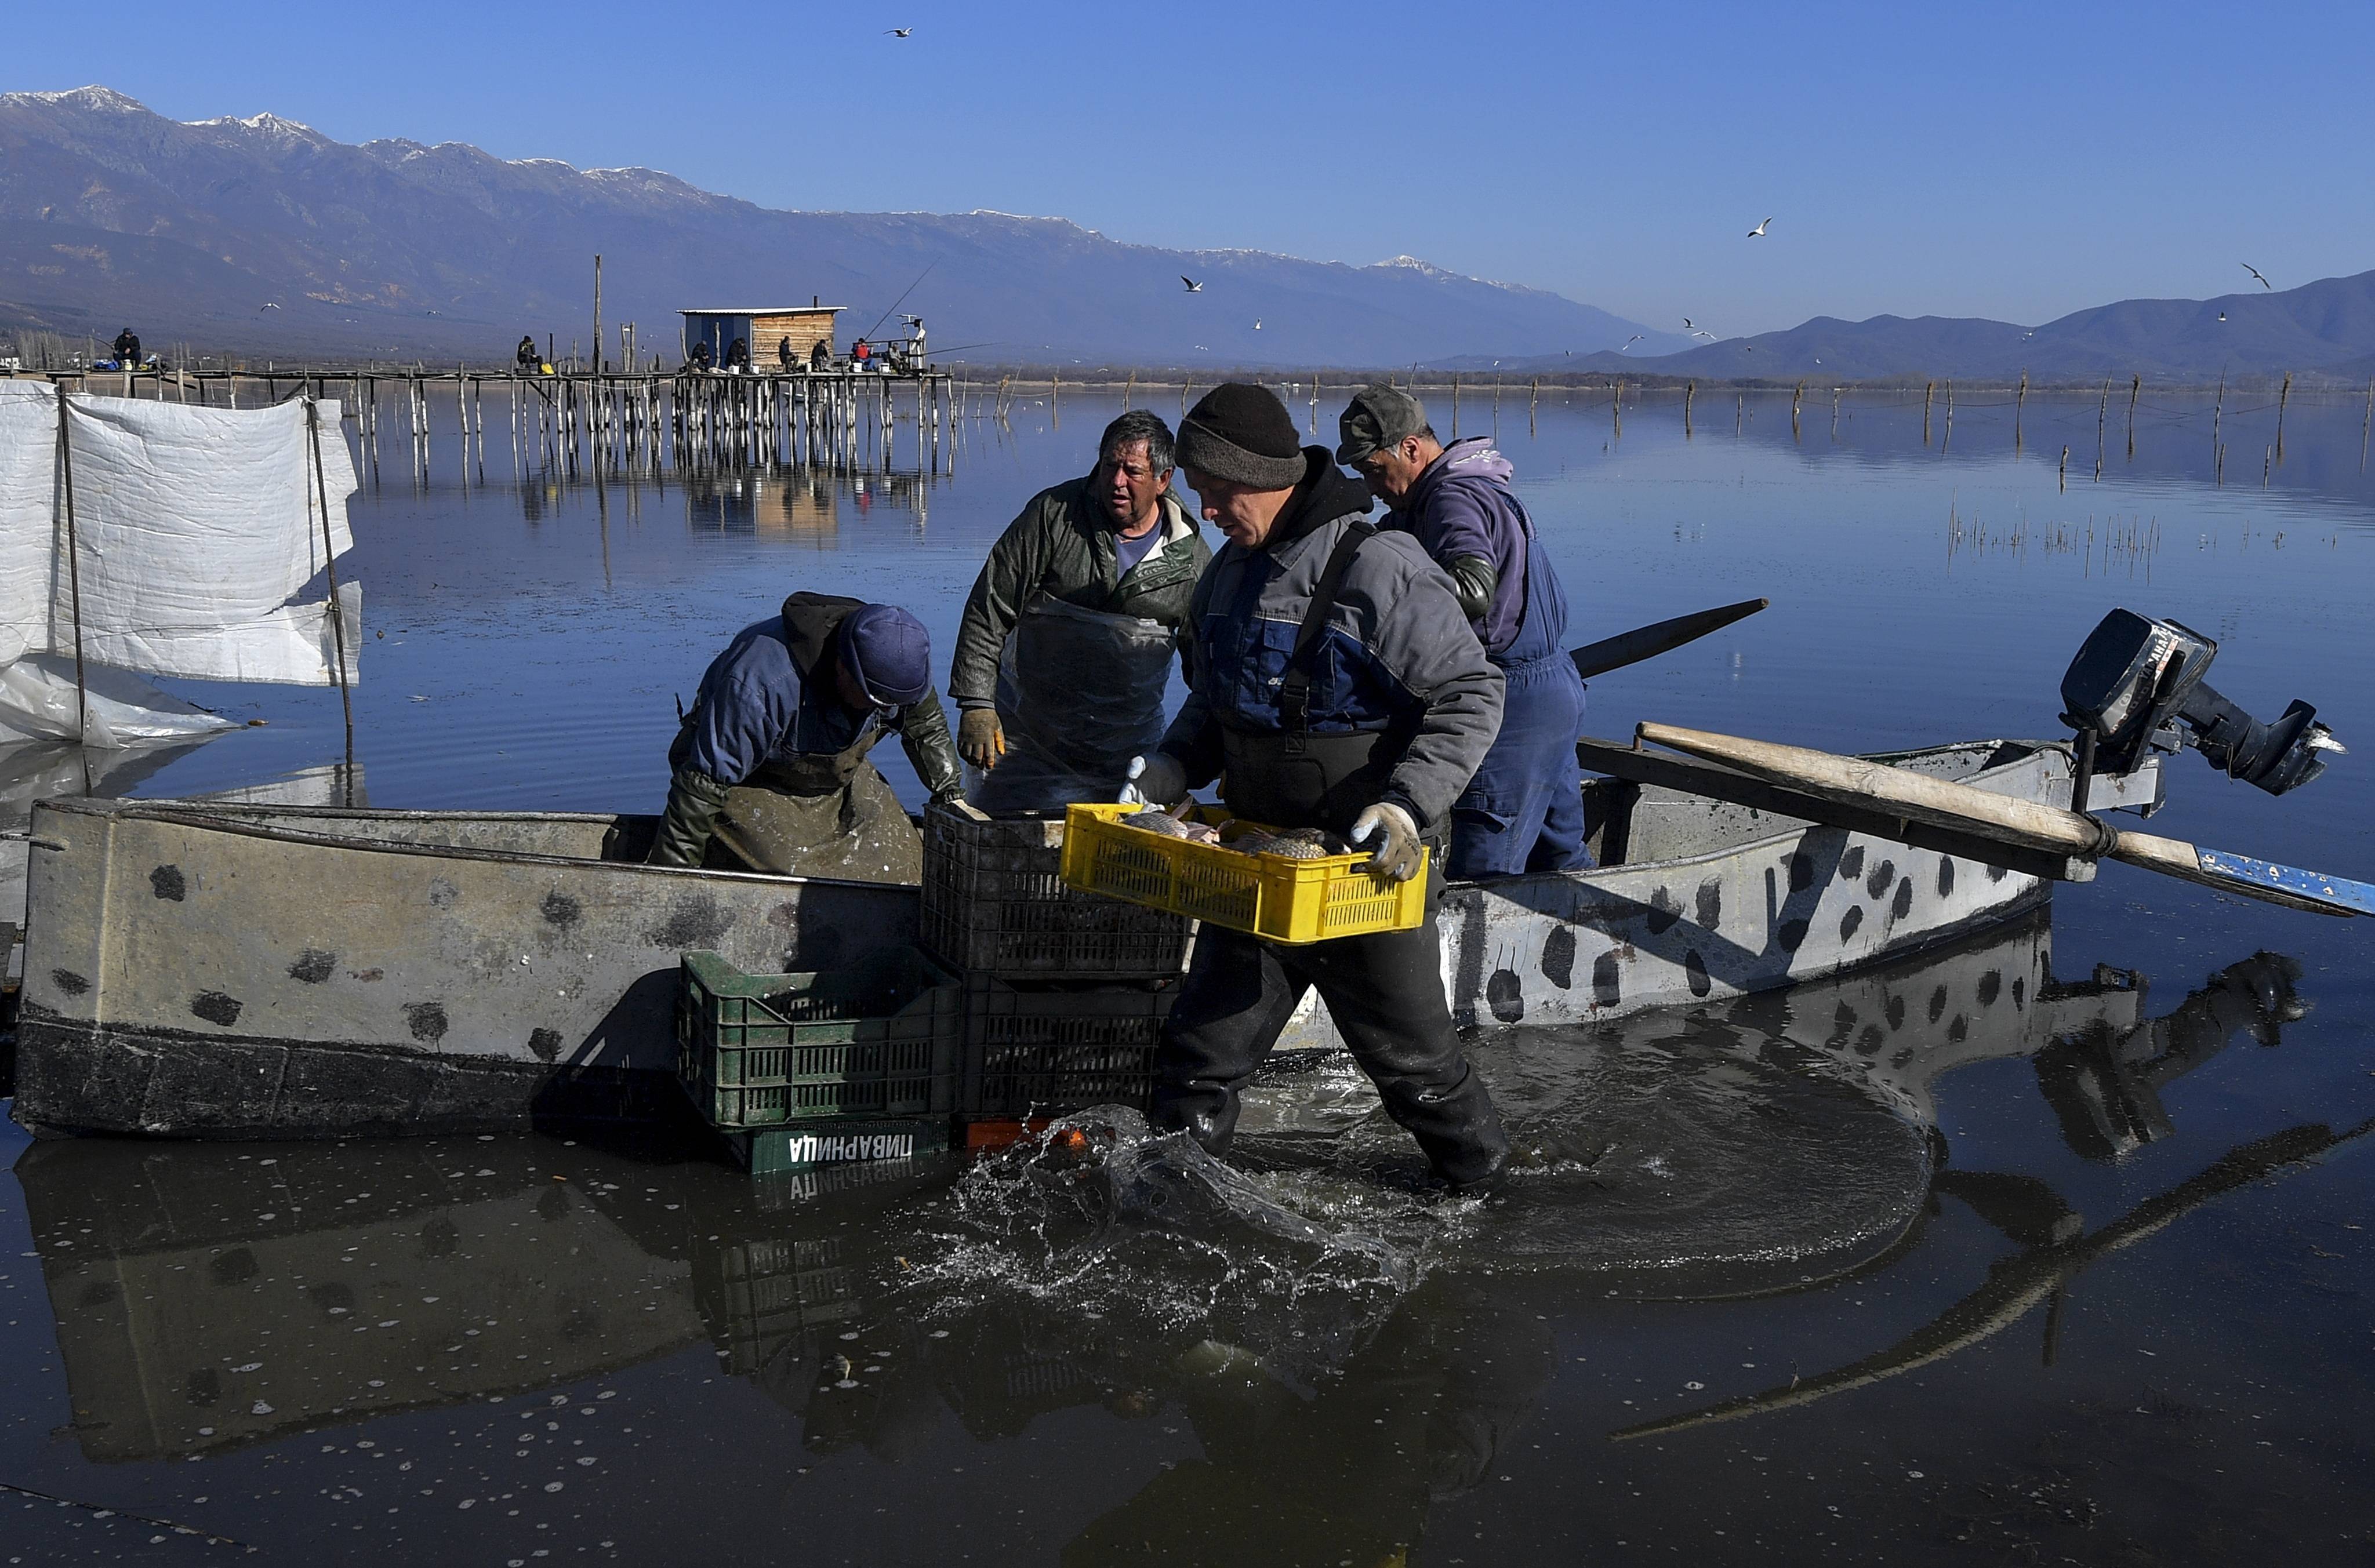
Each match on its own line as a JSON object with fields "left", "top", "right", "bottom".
{"left": 1123, "top": 383, "right": 1512, "bottom": 1195}
{"left": 1172, "top": 381, "right": 1311, "bottom": 492}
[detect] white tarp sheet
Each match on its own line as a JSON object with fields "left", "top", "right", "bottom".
{"left": 0, "top": 381, "right": 360, "bottom": 700}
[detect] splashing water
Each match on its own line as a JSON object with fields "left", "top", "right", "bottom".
{"left": 895, "top": 1107, "right": 1475, "bottom": 1383}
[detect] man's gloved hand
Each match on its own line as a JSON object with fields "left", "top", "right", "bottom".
{"left": 1349, "top": 801, "right": 1424, "bottom": 882}
{"left": 958, "top": 708, "right": 1005, "bottom": 769}
{"left": 1120, "top": 752, "right": 1188, "bottom": 807}
{"left": 647, "top": 767, "right": 732, "bottom": 868}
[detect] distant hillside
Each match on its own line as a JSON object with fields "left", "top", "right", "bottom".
{"left": 1462, "top": 272, "right": 2375, "bottom": 385}
{"left": 0, "top": 86, "right": 1681, "bottom": 368}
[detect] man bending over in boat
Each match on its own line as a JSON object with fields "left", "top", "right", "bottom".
{"left": 647, "top": 596, "right": 963, "bottom": 883}
{"left": 1338, "top": 384, "right": 1590, "bottom": 879}
{"left": 1124, "top": 383, "right": 1510, "bottom": 1195}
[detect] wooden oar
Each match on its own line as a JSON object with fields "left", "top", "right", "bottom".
{"left": 1570, "top": 598, "right": 1770, "bottom": 681}
{"left": 1635, "top": 721, "right": 2374, "bottom": 918}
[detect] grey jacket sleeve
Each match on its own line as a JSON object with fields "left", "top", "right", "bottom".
{"left": 949, "top": 489, "right": 1058, "bottom": 710}
{"left": 1345, "top": 536, "right": 1504, "bottom": 830}
{"left": 1155, "top": 561, "right": 1225, "bottom": 788}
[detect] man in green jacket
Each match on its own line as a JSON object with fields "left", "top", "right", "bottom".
{"left": 952, "top": 410, "right": 1212, "bottom": 812}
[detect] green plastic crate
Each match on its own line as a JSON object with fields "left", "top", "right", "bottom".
{"left": 677, "top": 947, "right": 961, "bottom": 1130}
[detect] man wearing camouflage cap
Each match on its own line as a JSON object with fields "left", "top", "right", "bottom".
{"left": 1338, "top": 384, "right": 1590, "bottom": 878}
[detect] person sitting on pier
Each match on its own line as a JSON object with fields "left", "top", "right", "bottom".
{"left": 725, "top": 337, "right": 751, "bottom": 372}
{"left": 952, "top": 410, "right": 1211, "bottom": 812}
{"left": 111, "top": 327, "right": 140, "bottom": 367}
{"left": 515, "top": 334, "right": 539, "bottom": 372}
{"left": 777, "top": 336, "right": 796, "bottom": 369}
{"left": 809, "top": 337, "right": 831, "bottom": 373}
{"left": 647, "top": 595, "right": 963, "bottom": 883}
{"left": 851, "top": 339, "right": 871, "bottom": 370}
{"left": 687, "top": 340, "right": 714, "bottom": 373}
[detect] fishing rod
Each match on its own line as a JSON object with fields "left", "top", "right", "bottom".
{"left": 861, "top": 261, "right": 939, "bottom": 344}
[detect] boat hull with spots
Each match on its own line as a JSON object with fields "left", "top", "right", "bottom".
{"left": 11, "top": 801, "right": 917, "bottom": 1138}
{"left": 1441, "top": 739, "right": 2161, "bottom": 1029}
{"left": 8, "top": 740, "right": 2156, "bottom": 1140}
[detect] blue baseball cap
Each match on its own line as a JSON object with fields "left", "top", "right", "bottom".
{"left": 839, "top": 603, "right": 932, "bottom": 707}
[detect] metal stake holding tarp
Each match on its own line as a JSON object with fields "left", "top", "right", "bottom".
{"left": 306, "top": 398, "right": 357, "bottom": 804}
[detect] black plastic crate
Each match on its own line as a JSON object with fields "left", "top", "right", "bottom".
{"left": 921, "top": 802, "right": 1192, "bottom": 980}
{"left": 677, "top": 947, "right": 961, "bottom": 1130}
{"left": 958, "top": 973, "right": 1177, "bottom": 1119}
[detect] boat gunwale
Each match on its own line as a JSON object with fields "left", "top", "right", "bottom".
{"left": 34, "top": 737, "right": 2062, "bottom": 897}
{"left": 25, "top": 796, "right": 879, "bottom": 891}
{"left": 1460, "top": 737, "right": 2064, "bottom": 891}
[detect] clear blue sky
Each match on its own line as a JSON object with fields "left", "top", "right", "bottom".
{"left": 13, "top": 1, "right": 2374, "bottom": 334}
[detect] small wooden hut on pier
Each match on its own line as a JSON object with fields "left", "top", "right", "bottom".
{"left": 681, "top": 301, "right": 844, "bottom": 370}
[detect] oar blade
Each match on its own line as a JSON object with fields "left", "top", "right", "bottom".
{"left": 1571, "top": 598, "right": 1770, "bottom": 681}
{"left": 2192, "top": 847, "right": 2375, "bottom": 918}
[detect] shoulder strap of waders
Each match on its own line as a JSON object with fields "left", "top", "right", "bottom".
{"left": 1277, "top": 519, "right": 1375, "bottom": 733}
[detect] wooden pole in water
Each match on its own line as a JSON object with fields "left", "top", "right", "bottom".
{"left": 2126, "top": 374, "right": 2140, "bottom": 460}
{"left": 53, "top": 392, "right": 90, "bottom": 751}
{"left": 2274, "top": 370, "right": 2292, "bottom": 463}
{"left": 1831, "top": 385, "right": 1841, "bottom": 439}
{"left": 1683, "top": 380, "right": 1694, "bottom": 438}
{"left": 2096, "top": 377, "right": 2109, "bottom": 481}
{"left": 591, "top": 254, "right": 602, "bottom": 376}
{"left": 1791, "top": 380, "right": 1803, "bottom": 442}
{"left": 2212, "top": 372, "right": 2224, "bottom": 470}
{"left": 306, "top": 399, "right": 356, "bottom": 795}
{"left": 2058, "top": 443, "right": 2069, "bottom": 492}
{"left": 1450, "top": 372, "right": 1460, "bottom": 438}
{"left": 1923, "top": 380, "right": 1934, "bottom": 445}
{"left": 1611, "top": 379, "right": 1622, "bottom": 438}
{"left": 1943, "top": 379, "right": 1953, "bottom": 451}
{"left": 2362, "top": 377, "right": 2373, "bottom": 471}
{"left": 1735, "top": 391, "right": 1742, "bottom": 435}
{"left": 2015, "top": 369, "right": 2028, "bottom": 450}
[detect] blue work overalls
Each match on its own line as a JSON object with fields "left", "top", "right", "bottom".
{"left": 1446, "top": 505, "right": 1590, "bottom": 879}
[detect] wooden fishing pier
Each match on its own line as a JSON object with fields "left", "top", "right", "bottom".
{"left": 8, "top": 365, "right": 961, "bottom": 486}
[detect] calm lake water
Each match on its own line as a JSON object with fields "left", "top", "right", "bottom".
{"left": 2, "top": 384, "right": 2370, "bottom": 1563}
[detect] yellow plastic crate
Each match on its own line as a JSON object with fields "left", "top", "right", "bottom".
{"left": 1059, "top": 802, "right": 1426, "bottom": 945}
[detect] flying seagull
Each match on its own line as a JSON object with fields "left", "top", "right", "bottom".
{"left": 1252, "top": 319, "right": 1262, "bottom": 330}
{"left": 2242, "top": 263, "right": 2270, "bottom": 289}
{"left": 886, "top": 27, "right": 912, "bottom": 37}
{"left": 1683, "top": 316, "right": 1697, "bottom": 329}
{"left": 259, "top": 301, "right": 280, "bottom": 310}
{"left": 1687, "top": 328, "right": 1715, "bottom": 340}
{"left": 1181, "top": 276, "right": 1203, "bottom": 293}
{"left": 1620, "top": 334, "right": 1644, "bottom": 352}
{"left": 1746, "top": 217, "right": 1772, "bottom": 238}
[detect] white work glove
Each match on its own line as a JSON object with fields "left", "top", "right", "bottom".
{"left": 1349, "top": 802, "right": 1424, "bottom": 883}
{"left": 1120, "top": 752, "right": 1188, "bottom": 807}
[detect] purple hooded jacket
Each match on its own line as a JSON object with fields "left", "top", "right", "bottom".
{"left": 1379, "top": 436, "right": 1563, "bottom": 658}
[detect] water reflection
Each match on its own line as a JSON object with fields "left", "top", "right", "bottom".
{"left": 6, "top": 912, "right": 2332, "bottom": 1560}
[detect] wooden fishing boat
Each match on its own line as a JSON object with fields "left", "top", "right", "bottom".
{"left": 6, "top": 738, "right": 2162, "bottom": 1141}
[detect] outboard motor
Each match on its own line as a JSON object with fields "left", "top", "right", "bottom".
{"left": 2060, "top": 609, "right": 2343, "bottom": 798}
